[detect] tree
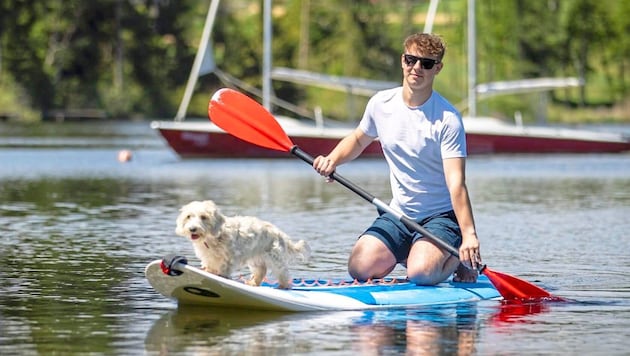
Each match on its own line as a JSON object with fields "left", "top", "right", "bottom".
{"left": 564, "top": 0, "right": 615, "bottom": 105}
{"left": 0, "top": 0, "right": 200, "bottom": 119}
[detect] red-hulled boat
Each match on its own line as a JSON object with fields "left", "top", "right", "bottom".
{"left": 151, "top": 116, "right": 630, "bottom": 158}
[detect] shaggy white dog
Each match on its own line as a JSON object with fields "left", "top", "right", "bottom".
{"left": 175, "top": 200, "right": 310, "bottom": 289}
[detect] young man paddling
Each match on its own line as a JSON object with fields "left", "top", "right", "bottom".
{"left": 313, "top": 33, "right": 480, "bottom": 285}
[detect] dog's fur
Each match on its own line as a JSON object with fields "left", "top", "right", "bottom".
{"left": 175, "top": 200, "right": 310, "bottom": 289}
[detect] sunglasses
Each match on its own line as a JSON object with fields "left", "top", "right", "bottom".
{"left": 403, "top": 54, "right": 440, "bottom": 69}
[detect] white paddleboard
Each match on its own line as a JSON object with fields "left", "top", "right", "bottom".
{"left": 145, "top": 258, "right": 501, "bottom": 312}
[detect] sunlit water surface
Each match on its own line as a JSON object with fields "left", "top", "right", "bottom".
{"left": 0, "top": 122, "right": 629, "bottom": 355}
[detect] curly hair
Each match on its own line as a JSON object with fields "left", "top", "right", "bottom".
{"left": 403, "top": 33, "right": 446, "bottom": 61}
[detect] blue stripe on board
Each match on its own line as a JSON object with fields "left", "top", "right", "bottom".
{"left": 261, "top": 275, "right": 500, "bottom": 306}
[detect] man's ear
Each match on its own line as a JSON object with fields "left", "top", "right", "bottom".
{"left": 435, "top": 62, "right": 444, "bottom": 74}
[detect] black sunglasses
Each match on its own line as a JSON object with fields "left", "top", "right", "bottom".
{"left": 403, "top": 54, "right": 440, "bottom": 69}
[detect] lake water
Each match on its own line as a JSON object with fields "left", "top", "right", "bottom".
{"left": 1, "top": 121, "right": 629, "bottom": 355}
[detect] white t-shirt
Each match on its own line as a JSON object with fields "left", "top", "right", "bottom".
{"left": 358, "top": 87, "right": 467, "bottom": 221}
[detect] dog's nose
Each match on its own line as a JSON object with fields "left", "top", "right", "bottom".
{"left": 189, "top": 227, "right": 197, "bottom": 233}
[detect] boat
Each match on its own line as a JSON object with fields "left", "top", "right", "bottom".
{"left": 458, "top": 0, "right": 630, "bottom": 154}
{"left": 151, "top": 118, "right": 382, "bottom": 158}
{"left": 144, "top": 258, "right": 501, "bottom": 311}
{"left": 463, "top": 115, "right": 630, "bottom": 154}
{"left": 151, "top": 113, "right": 630, "bottom": 158}
{"left": 151, "top": 0, "right": 630, "bottom": 158}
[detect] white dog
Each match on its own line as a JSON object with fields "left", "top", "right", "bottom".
{"left": 175, "top": 200, "right": 310, "bottom": 289}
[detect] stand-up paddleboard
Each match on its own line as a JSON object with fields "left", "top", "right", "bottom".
{"left": 146, "top": 257, "right": 502, "bottom": 312}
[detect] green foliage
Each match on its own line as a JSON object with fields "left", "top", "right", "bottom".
{"left": 0, "top": 0, "right": 198, "bottom": 120}
{"left": 0, "top": 74, "right": 39, "bottom": 121}
{"left": 0, "top": 0, "right": 629, "bottom": 122}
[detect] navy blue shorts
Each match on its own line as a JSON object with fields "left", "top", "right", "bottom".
{"left": 363, "top": 210, "right": 462, "bottom": 263}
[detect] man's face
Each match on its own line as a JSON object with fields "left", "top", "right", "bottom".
{"left": 401, "top": 49, "right": 443, "bottom": 92}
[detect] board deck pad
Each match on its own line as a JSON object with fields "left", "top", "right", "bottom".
{"left": 145, "top": 259, "right": 502, "bottom": 311}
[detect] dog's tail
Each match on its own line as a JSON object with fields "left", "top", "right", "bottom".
{"left": 288, "top": 239, "right": 311, "bottom": 262}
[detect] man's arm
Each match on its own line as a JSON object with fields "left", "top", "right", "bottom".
{"left": 443, "top": 157, "right": 481, "bottom": 270}
{"left": 313, "top": 127, "right": 375, "bottom": 177}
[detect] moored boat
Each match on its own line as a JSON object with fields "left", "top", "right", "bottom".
{"left": 152, "top": 116, "right": 630, "bottom": 158}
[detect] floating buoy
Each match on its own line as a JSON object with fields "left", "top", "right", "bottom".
{"left": 117, "top": 149, "right": 132, "bottom": 162}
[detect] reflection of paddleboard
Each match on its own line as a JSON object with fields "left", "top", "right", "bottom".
{"left": 145, "top": 259, "right": 502, "bottom": 312}
{"left": 144, "top": 307, "right": 366, "bottom": 354}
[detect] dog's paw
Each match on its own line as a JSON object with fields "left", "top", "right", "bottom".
{"left": 202, "top": 266, "right": 222, "bottom": 275}
{"left": 245, "top": 278, "right": 262, "bottom": 287}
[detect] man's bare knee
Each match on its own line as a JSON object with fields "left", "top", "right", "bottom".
{"left": 408, "top": 272, "right": 441, "bottom": 286}
{"left": 348, "top": 237, "right": 396, "bottom": 280}
{"left": 407, "top": 256, "right": 460, "bottom": 285}
{"left": 348, "top": 260, "right": 394, "bottom": 281}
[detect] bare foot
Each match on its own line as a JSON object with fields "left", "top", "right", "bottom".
{"left": 453, "top": 263, "right": 478, "bottom": 283}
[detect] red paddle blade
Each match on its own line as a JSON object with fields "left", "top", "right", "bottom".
{"left": 482, "top": 266, "right": 565, "bottom": 302}
{"left": 208, "top": 88, "right": 294, "bottom": 152}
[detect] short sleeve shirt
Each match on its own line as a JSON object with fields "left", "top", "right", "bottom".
{"left": 358, "top": 87, "right": 467, "bottom": 220}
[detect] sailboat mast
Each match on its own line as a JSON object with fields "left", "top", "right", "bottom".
{"left": 262, "top": 0, "right": 272, "bottom": 111}
{"left": 467, "top": 0, "right": 476, "bottom": 117}
{"left": 175, "top": 0, "right": 221, "bottom": 121}
{"left": 423, "top": 0, "right": 440, "bottom": 33}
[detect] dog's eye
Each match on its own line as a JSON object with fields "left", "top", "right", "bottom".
{"left": 200, "top": 215, "right": 208, "bottom": 220}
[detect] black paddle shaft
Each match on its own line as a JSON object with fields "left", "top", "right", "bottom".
{"left": 290, "top": 146, "right": 460, "bottom": 257}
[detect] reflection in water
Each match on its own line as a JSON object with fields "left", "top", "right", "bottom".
{"left": 144, "top": 302, "right": 552, "bottom": 355}
{"left": 351, "top": 305, "right": 480, "bottom": 355}
{"left": 489, "top": 300, "right": 550, "bottom": 326}
{"left": 145, "top": 307, "right": 361, "bottom": 355}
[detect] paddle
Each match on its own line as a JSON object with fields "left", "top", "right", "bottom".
{"left": 207, "top": 88, "right": 563, "bottom": 302}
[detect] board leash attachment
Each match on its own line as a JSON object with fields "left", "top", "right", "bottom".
{"left": 160, "top": 254, "right": 188, "bottom": 276}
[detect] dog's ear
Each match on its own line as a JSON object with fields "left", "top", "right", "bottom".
{"left": 204, "top": 201, "right": 225, "bottom": 236}
{"left": 174, "top": 209, "right": 187, "bottom": 236}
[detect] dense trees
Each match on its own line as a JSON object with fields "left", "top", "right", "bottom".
{"left": 0, "top": 0, "right": 199, "bottom": 119}
{"left": 0, "top": 0, "right": 628, "bottom": 122}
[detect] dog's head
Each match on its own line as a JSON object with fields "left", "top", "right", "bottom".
{"left": 175, "top": 200, "right": 225, "bottom": 241}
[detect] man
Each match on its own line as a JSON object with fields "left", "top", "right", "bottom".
{"left": 313, "top": 33, "right": 480, "bottom": 285}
